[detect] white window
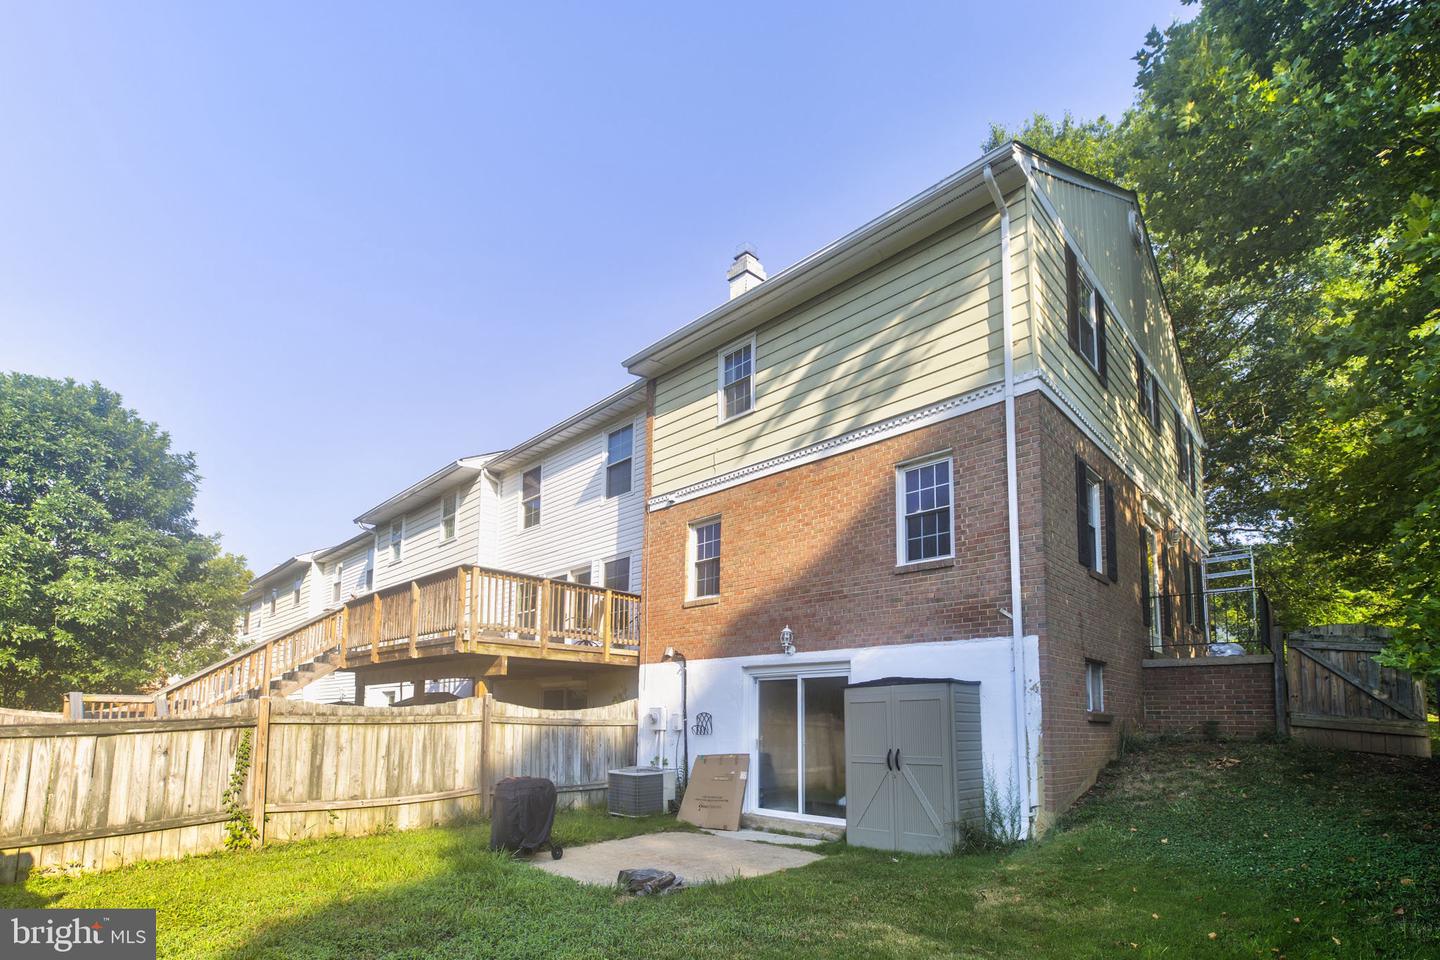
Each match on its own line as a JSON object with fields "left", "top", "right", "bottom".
{"left": 1077, "top": 273, "right": 1099, "bottom": 369}
{"left": 717, "top": 338, "right": 755, "bottom": 422}
{"left": 1086, "top": 660, "right": 1105, "bottom": 713}
{"left": 689, "top": 519, "right": 721, "bottom": 599}
{"left": 604, "top": 555, "right": 631, "bottom": 592}
{"left": 606, "top": 425, "right": 634, "bottom": 498}
{"left": 522, "top": 467, "right": 542, "bottom": 528}
{"left": 897, "top": 457, "right": 953, "bottom": 565}
{"left": 568, "top": 565, "right": 592, "bottom": 585}
{"left": 441, "top": 492, "right": 458, "bottom": 541}
{"left": 331, "top": 563, "right": 343, "bottom": 604}
{"left": 267, "top": 588, "right": 278, "bottom": 617}
{"left": 1083, "top": 469, "right": 1104, "bottom": 574}
{"left": 386, "top": 518, "right": 403, "bottom": 564}
{"left": 291, "top": 577, "right": 302, "bottom": 607}
{"left": 241, "top": 605, "right": 253, "bottom": 635}
{"left": 363, "top": 565, "right": 374, "bottom": 591}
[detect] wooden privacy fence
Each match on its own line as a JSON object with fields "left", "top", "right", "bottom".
{"left": 0, "top": 696, "right": 637, "bottom": 882}
{"left": 1286, "top": 625, "right": 1430, "bottom": 758}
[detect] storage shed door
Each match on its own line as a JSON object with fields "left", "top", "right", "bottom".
{"left": 844, "top": 686, "right": 896, "bottom": 850}
{"left": 892, "top": 684, "right": 951, "bottom": 854}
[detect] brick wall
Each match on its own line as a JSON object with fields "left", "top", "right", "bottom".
{"left": 1025, "top": 392, "right": 1149, "bottom": 816}
{"left": 641, "top": 402, "right": 1044, "bottom": 665}
{"left": 1142, "top": 657, "right": 1277, "bottom": 739}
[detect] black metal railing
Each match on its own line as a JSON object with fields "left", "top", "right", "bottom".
{"left": 1144, "top": 587, "right": 1272, "bottom": 658}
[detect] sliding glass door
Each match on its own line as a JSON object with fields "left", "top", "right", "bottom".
{"left": 756, "top": 673, "right": 847, "bottom": 821}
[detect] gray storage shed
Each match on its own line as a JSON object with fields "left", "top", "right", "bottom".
{"left": 843, "top": 678, "right": 983, "bottom": 854}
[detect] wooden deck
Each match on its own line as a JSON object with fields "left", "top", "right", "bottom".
{"left": 75, "top": 566, "right": 640, "bottom": 719}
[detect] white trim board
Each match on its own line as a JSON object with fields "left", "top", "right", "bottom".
{"left": 646, "top": 371, "right": 1205, "bottom": 546}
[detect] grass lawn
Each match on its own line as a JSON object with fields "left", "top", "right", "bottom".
{"left": 2, "top": 740, "right": 1435, "bottom": 959}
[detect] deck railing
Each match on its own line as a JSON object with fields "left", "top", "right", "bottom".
{"left": 149, "top": 565, "right": 639, "bottom": 717}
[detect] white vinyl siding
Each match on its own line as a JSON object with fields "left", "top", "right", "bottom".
{"left": 370, "top": 477, "right": 484, "bottom": 592}
{"left": 240, "top": 560, "right": 320, "bottom": 645}
{"left": 1027, "top": 175, "right": 1205, "bottom": 542}
{"left": 494, "top": 414, "right": 647, "bottom": 585}
{"left": 651, "top": 194, "right": 1031, "bottom": 496}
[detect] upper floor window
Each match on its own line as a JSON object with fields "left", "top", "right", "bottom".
{"left": 689, "top": 519, "right": 721, "bottom": 599}
{"left": 604, "top": 555, "right": 631, "bottom": 592}
{"left": 331, "top": 563, "right": 343, "bottom": 604}
{"left": 363, "top": 566, "right": 374, "bottom": 591}
{"left": 606, "top": 425, "right": 634, "bottom": 498}
{"left": 522, "top": 467, "right": 542, "bottom": 528}
{"left": 1066, "top": 247, "right": 1107, "bottom": 384}
{"left": 1135, "top": 354, "right": 1161, "bottom": 433}
{"left": 1174, "top": 409, "right": 1199, "bottom": 494}
{"left": 717, "top": 339, "right": 755, "bottom": 422}
{"left": 267, "top": 588, "right": 278, "bottom": 616}
{"left": 242, "top": 606, "right": 252, "bottom": 635}
{"left": 441, "top": 492, "right": 458, "bottom": 541}
{"left": 292, "top": 577, "right": 302, "bottom": 606}
{"left": 897, "top": 457, "right": 953, "bottom": 565}
{"left": 386, "top": 518, "right": 403, "bottom": 564}
{"left": 1185, "top": 431, "right": 1199, "bottom": 495}
{"left": 1075, "top": 456, "right": 1117, "bottom": 581}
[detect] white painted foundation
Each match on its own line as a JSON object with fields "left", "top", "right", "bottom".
{"left": 639, "top": 634, "right": 1043, "bottom": 836}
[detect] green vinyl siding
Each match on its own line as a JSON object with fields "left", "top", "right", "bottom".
{"left": 1026, "top": 174, "right": 1206, "bottom": 541}
{"left": 650, "top": 193, "right": 1027, "bottom": 495}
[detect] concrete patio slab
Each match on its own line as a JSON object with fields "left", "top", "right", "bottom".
{"left": 531, "top": 830, "right": 824, "bottom": 886}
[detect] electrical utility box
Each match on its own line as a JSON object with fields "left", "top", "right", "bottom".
{"left": 843, "top": 678, "right": 984, "bottom": 855}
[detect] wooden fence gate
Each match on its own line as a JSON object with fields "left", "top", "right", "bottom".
{"left": 1285, "top": 625, "right": 1430, "bottom": 758}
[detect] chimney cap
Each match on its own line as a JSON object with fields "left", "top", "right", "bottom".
{"left": 733, "top": 242, "right": 758, "bottom": 261}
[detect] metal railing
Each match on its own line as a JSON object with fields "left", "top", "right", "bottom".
{"left": 1145, "top": 587, "right": 1272, "bottom": 658}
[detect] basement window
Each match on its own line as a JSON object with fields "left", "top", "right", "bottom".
{"left": 1086, "top": 660, "right": 1106, "bottom": 714}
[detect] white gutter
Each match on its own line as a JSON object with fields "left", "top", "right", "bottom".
{"left": 983, "top": 163, "right": 1034, "bottom": 829}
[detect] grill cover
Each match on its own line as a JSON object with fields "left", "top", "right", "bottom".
{"left": 489, "top": 776, "right": 558, "bottom": 854}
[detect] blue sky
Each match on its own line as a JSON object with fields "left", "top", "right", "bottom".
{"left": 1, "top": 1, "right": 1188, "bottom": 573}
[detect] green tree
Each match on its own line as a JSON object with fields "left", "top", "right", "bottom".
{"left": 986, "top": 0, "right": 1440, "bottom": 675}
{"left": 0, "top": 373, "right": 251, "bottom": 708}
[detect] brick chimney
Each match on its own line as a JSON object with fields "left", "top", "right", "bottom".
{"left": 726, "top": 246, "right": 767, "bottom": 300}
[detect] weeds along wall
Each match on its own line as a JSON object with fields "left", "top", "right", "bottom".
{"left": 0, "top": 696, "right": 637, "bottom": 882}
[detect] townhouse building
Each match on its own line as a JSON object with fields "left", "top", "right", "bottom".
{"left": 626, "top": 142, "right": 1207, "bottom": 834}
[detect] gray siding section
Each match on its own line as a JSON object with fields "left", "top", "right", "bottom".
{"left": 952, "top": 682, "right": 983, "bottom": 827}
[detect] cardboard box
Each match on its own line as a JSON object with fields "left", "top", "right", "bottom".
{"left": 677, "top": 754, "right": 749, "bottom": 830}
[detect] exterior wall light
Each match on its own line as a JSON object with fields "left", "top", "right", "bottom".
{"left": 780, "top": 625, "right": 796, "bottom": 656}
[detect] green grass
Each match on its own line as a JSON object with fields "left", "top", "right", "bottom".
{"left": 2, "top": 741, "right": 1435, "bottom": 959}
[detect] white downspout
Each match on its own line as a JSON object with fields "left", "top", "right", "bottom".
{"left": 983, "top": 163, "right": 1034, "bottom": 830}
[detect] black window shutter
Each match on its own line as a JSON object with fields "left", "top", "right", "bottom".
{"left": 1135, "top": 353, "right": 1146, "bottom": 413}
{"left": 1188, "top": 433, "right": 1198, "bottom": 494}
{"left": 1095, "top": 298, "right": 1109, "bottom": 387}
{"left": 1104, "top": 482, "right": 1118, "bottom": 582}
{"left": 1065, "top": 246, "right": 1080, "bottom": 352}
{"left": 1174, "top": 408, "right": 1186, "bottom": 480}
{"left": 1075, "top": 454, "right": 1090, "bottom": 566}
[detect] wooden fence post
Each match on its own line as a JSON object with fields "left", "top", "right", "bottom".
{"left": 480, "top": 693, "right": 494, "bottom": 816}
{"left": 65, "top": 692, "right": 84, "bottom": 721}
{"left": 252, "top": 698, "right": 273, "bottom": 846}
